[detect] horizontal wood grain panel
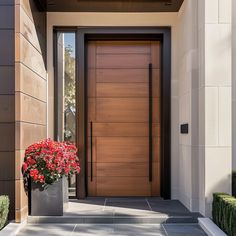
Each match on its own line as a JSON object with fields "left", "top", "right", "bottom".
{"left": 96, "top": 162, "right": 149, "bottom": 177}
{"left": 96, "top": 41, "right": 151, "bottom": 54}
{"left": 151, "top": 41, "right": 160, "bottom": 69}
{"left": 153, "top": 98, "right": 160, "bottom": 123}
{"left": 96, "top": 137, "right": 148, "bottom": 163}
{"left": 88, "top": 123, "right": 160, "bottom": 137}
{"left": 97, "top": 177, "right": 151, "bottom": 196}
{"left": 87, "top": 42, "right": 96, "bottom": 68}
{"left": 88, "top": 98, "right": 95, "bottom": 121}
{"left": 87, "top": 69, "right": 96, "bottom": 97}
{"left": 90, "top": 122, "right": 148, "bottom": 137}
{"left": 96, "top": 98, "right": 160, "bottom": 122}
{"left": 87, "top": 162, "right": 97, "bottom": 177}
{"left": 153, "top": 137, "right": 161, "bottom": 163}
{"left": 96, "top": 83, "right": 148, "bottom": 97}
{"left": 151, "top": 162, "right": 160, "bottom": 196}
{"left": 152, "top": 69, "right": 160, "bottom": 98}
{"left": 87, "top": 40, "right": 161, "bottom": 197}
{"left": 87, "top": 177, "right": 97, "bottom": 196}
{"left": 87, "top": 137, "right": 97, "bottom": 163}
{"left": 96, "top": 54, "right": 150, "bottom": 69}
{"left": 96, "top": 69, "right": 148, "bottom": 83}
{"left": 96, "top": 98, "right": 148, "bottom": 122}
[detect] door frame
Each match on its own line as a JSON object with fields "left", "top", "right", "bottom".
{"left": 53, "top": 26, "right": 171, "bottom": 199}
{"left": 75, "top": 27, "right": 171, "bottom": 200}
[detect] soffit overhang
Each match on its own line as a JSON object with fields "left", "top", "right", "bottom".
{"left": 35, "top": 0, "right": 184, "bottom": 12}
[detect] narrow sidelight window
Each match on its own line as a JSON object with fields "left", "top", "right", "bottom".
{"left": 55, "top": 31, "right": 76, "bottom": 197}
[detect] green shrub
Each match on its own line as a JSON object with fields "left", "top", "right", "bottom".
{"left": 212, "top": 193, "right": 236, "bottom": 236}
{"left": 0, "top": 196, "right": 9, "bottom": 230}
{"left": 233, "top": 170, "right": 236, "bottom": 197}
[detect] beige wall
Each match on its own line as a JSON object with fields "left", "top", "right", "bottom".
{"left": 202, "top": 0, "right": 232, "bottom": 216}
{"left": 233, "top": 0, "right": 236, "bottom": 169}
{"left": 175, "top": 0, "right": 199, "bottom": 211}
{"left": 15, "top": 0, "right": 47, "bottom": 222}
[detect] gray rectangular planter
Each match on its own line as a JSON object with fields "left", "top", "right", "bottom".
{"left": 30, "top": 178, "right": 68, "bottom": 216}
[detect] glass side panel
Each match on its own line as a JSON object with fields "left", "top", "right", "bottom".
{"left": 56, "top": 32, "right": 76, "bottom": 197}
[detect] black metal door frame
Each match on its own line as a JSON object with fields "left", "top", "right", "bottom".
{"left": 53, "top": 26, "right": 171, "bottom": 199}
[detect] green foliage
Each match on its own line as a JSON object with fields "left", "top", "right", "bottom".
{"left": 233, "top": 170, "right": 236, "bottom": 197}
{"left": 64, "top": 45, "right": 76, "bottom": 142}
{"left": 212, "top": 193, "right": 236, "bottom": 236}
{"left": 0, "top": 196, "right": 9, "bottom": 230}
{"left": 64, "top": 45, "right": 76, "bottom": 110}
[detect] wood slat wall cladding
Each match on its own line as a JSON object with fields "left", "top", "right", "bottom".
{"left": 87, "top": 41, "right": 161, "bottom": 197}
{"left": 14, "top": 0, "right": 47, "bottom": 222}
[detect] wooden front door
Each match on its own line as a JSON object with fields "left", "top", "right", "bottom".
{"left": 87, "top": 41, "right": 160, "bottom": 196}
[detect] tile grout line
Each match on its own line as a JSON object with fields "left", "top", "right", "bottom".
{"left": 70, "top": 224, "right": 77, "bottom": 236}
{"left": 162, "top": 224, "right": 169, "bottom": 236}
{"left": 146, "top": 198, "right": 153, "bottom": 211}
{"left": 103, "top": 198, "right": 107, "bottom": 211}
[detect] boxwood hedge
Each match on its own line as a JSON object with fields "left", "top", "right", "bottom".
{"left": 233, "top": 170, "right": 236, "bottom": 198}
{"left": 0, "top": 196, "right": 9, "bottom": 230}
{"left": 212, "top": 193, "right": 236, "bottom": 236}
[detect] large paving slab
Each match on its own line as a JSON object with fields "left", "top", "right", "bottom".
{"left": 19, "top": 198, "right": 206, "bottom": 235}
{"left": 17, "top": 223, "right": 207, "bottom": 236}
{"left": 163, "top": 224, "right": 207, "bottom": 236}
{"left": 17, "top": 224, "right": 165, "bottom": 236}
{"left": 27, "top": 198, "right": 202, "bottom": 224}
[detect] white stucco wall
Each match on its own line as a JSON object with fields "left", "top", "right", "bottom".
{"left": 203, "top": 0, "right": 232, "bottom": 216}
{"left": 175, "top": 0, "right": 199, "bottom": 212}
{"left": 233, "top": 0, "right": 236, "bottom": 169}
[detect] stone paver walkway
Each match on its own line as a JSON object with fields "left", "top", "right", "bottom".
{"left": 17, "top": 198, "right": 207, "bottom": 235}
{"left": 17, "top": 223, "right": 207, "bottom": 236}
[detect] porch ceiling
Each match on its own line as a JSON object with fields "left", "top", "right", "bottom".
{"left": 35, "top": 0, "right": 184, "bottom": 12}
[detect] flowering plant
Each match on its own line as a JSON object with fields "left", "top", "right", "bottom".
{"left": 21, "top": 139, "right": 80, "bottom": 186}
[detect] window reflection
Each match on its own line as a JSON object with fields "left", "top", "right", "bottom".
{"left": 56, "top": 32, "right": 76, "bottom": 197}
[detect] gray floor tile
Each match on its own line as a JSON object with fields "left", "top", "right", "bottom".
{"left": 163, "top": 224, "right": 207, "bottom": 236}
{"left": 148, "top": 200, "right": 191, "bottom": 216}
{"left": 113, "top": 224, "right": 166, "bottom": 236}
{"left": 72, "top": 224, "right": 115, "bottom": 235}
{"left": 17, "top": 224, "right": 76, "bottom": 236}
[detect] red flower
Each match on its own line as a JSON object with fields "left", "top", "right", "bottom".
{"left": 38, "top": 174, "right": 45, "bottom": 183}
{"left": 22, "top": 163, "right": 28, "bottom": 171}
{"left": 22, "top": 139, "right": 80, "bottom": 186}
{"left": 30, "top": 169, "right": 39, "bottom": 177}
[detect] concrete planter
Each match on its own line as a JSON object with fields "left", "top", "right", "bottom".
{"left": 30, "top": 177, "right": 68, "bottom": 216}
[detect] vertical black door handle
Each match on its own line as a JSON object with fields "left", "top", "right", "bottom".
{"left": 149, "top": 63, "right": 153, "bottom": 182}
{"left": 90, "top": 121, "right": 93, "bottom": 182}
